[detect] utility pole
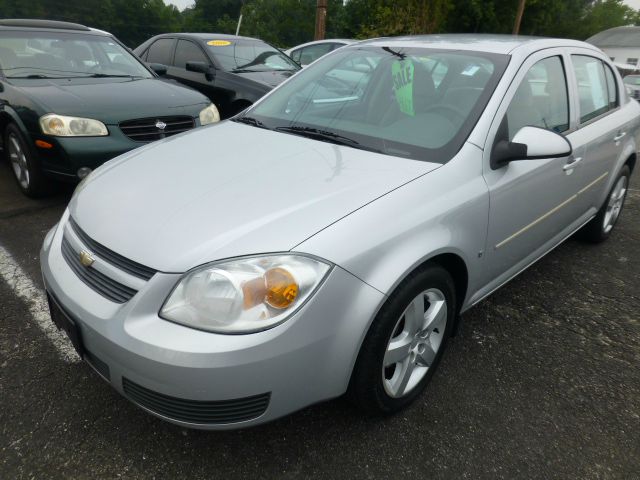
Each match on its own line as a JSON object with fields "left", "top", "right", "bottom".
{"left": 513, "top": 0, "right": 526, "bottom": 35}
{"left": 314, "top": 0, "right": 328, "bottom": 40}
{"left": 236, "top": 1, "right": 244, "bottom": 36}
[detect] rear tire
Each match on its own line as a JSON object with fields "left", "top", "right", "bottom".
{"left": 579, "top": 165, "right": 630, "bottom": 243}
{"left": 348, "top": 265, "right": 456, "bottom": 415}
{"left": 4, "top": 124, "right": 50, "bottom": 197}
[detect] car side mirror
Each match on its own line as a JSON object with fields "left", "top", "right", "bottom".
{"left": 148, "top": 63, "right": 168, "bottom": 76}
{"left": 491, "top": 126, "right": 572, "bottom": 169}
{"left": 186, "top": 61, "right": 215, "bottom": 81}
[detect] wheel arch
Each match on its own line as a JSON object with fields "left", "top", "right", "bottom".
{"left": 626, "top": 152, "right": 636, "bottom": 173}
{"left": 345, "top": 250, "right": 469, "bottom": 397}
{"left": 427, "top": 252, "right": 469, "bottom": 315}
{"left": 0, "top": 107, "right": 29, "bottom": 148}
{"left": 351, "top": 250, "right": 470, "bottom": 366}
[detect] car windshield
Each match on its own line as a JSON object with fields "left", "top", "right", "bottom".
{"left": 0, "top": 31, "right": 153, "bottom": 79}
{"left": 242, "top": 46, "right": 508, "bottom": 162}
{"left": 624, "top": 75, "right": 640, "bottom": 85}
{"left": 206, "top": 39, "right": 299, "bottom": 72}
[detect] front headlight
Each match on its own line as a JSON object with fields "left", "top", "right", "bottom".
{"left": 39, "top": 114, "right": 108, "bottom": 137}
{"left": 199, "top": 103, "right": 220, "bottom": 125}
{"left": 160, "top": 254, "right": 331, "bottom": 334}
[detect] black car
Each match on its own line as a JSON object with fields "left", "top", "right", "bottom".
{"left": 0, "top": 19, "right": 219, "bottom": 197}
{"left": 134, "top": 34, "right": 301, "bottom": 119}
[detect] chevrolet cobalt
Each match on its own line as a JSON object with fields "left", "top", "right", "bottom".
{"left": 41, "top": 35, "right": 638, "bottom": 429}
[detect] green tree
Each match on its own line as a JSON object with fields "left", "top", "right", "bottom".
{"left": 237, "top": 0, "right": 345, "bottom": 48}
{"left": 344, "top": 0, "right": 452, "bottom": 38}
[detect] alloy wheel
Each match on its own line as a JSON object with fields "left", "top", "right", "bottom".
{"left": 8, "top": 133, "right": 30, "bottom": 190}
{"left": 603, "top": 175, "right": 628, "bottom": 234}
{"left": 382, "top": 288, "right": 447, "bottom": 398}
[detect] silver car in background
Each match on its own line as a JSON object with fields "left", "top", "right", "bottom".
{"left": 41, "top": 35, "right": 638, "bottom": 429}
{"left": 285, "top": 38, "right": 355, "bottom": 66}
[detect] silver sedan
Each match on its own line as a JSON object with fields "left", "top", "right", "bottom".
{"left": 41, "top": 35, "right": 638, "bottom": 429}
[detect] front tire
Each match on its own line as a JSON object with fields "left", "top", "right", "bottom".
{"left": 349, "top": 264, "right": 456, "bottom": 415}
{"left": 4, "top": 124, "right": 49, "bottom": 197}
{"left": 579, "top": 165, "right": 630, "bottom": 243}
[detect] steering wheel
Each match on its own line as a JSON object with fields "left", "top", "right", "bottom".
{"left": 422, "top": 105, "right": 467, "bottom": 125}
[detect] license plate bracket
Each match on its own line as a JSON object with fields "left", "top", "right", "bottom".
{"left": 47, "top": 293, "right": 84, "bottom": 357}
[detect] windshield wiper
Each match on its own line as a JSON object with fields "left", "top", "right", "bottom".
{"left": 83, "top": 73, "right": 141, "bottom": 78}
{"left": 231, "top": 116, "right": 270, "bottom": 129}
{"left": 6, "top": 74, "right": 53, "bottom": 79}
{"left": 275, "top": 126, "right": 373, "bottom": 150}
{"left": 231, "top": 68, "right": 269, "bottom": 73}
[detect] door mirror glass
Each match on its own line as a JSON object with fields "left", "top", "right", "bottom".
{"left": 492, "top": 126, "right": 572, "bottom": 168}
{"left": 186, "top": 61, "right": 210, "bottom": 73}
{"left": 148, "top": 63, "right": 167, "bottom": 75}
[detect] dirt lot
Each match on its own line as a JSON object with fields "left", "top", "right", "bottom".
{"left": 1, "top": 161, "right": 638, "bottom": 479}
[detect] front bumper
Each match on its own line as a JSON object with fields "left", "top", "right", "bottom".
{"left": 33, "top": 119, "right": 199, "bottom": 181}
{"left": 34, "top": 129, "right": 141, "bottom": 181}
{"left": 40, "top": 213, "right": 385, "bottom": 429}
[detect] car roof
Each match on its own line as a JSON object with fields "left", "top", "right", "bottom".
{"left": 0, "top": 18, "right": 111, "bottom": 36}
{"left": 357, "top": 34, "right": 600, "bottom": 55}
{"left": 289, "top": 39, "right": 355, "bottom": 49}
{"left": 155, "top": 32, "right": 264, "bottom": 43}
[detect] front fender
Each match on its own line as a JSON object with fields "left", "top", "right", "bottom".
{"left": 0, "top": 104, "right": 30, "bottom": 135}
{"left": 293, "top": 143, "right": 489, "bottom": 312}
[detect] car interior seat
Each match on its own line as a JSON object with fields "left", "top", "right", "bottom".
{"left": 64, "top": 43, "right": 95, "bottom": 70}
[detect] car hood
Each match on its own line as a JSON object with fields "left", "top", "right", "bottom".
{"left": 233, "top": 69, "right": 297, "bottom": 88}
{"left": 69, "top": 121, "right": 439, "bottom": 272}
{"left": 12, "top": 77, "right": 209, "bottom": 124}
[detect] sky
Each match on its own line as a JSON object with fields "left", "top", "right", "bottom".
{"left": 167, "top": 0, "right": 194, "bottom": 10}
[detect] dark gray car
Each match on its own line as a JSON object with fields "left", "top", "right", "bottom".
{"left": 134, "top": 33, "right": 300, "bottom": 118}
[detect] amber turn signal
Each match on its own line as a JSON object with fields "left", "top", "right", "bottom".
{"left": 35, "top": 139, "right": 53, "bottom": 149}
{"left": 265, "top": 268, "right": 298, "bottom": 309}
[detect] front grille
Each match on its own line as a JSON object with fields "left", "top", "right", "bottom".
{"left": 119, "top": 115, "right": 195, "bottom": 142}
{"left": 122, "top": 378, "right": 271, "bottom": 424}
{"left": 61, "top": 236, "right": 137, "bottom": 303}
{"left": 69, "top": 218, "right": 157, "bottom": 281}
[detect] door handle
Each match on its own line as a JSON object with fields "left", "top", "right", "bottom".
{"left": 614, "top": 131, "right": 626, "bottom": 142}
{"left": 563, "top": 156, "right": 582, "bottom": 171}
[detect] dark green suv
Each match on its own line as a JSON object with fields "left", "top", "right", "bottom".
{"left": 0, "top": 19, "right": 219, "bottom": 197}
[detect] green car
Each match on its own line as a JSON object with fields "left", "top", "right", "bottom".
{"left": 0, "top": 19, "right": 219, "bottom": 197}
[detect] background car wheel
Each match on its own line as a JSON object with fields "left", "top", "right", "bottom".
{"left": 348, "top": 264, "right": 456, "bottom": 415}
{"left": 4, "top": 124, "right": 49, "bottom": 197}
{"left": 578, "top": 165, "right": 630, "bottom": 243}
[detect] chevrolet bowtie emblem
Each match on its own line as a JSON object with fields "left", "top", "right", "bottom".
{"left": 79, "top": 250, "right": 95, "bottom": 267}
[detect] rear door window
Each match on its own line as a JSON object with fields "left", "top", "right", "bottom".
{"left": 571, "top": 55, "right": 612, "bottom": 123}
{"left": 299, "top": 43, "right": 334, "bottom": 65}
{"left": 603, "top": 63, "right": 618, "bottom": 109}
{"left": 146, "top": 38, "right": 175, "bottom": 65}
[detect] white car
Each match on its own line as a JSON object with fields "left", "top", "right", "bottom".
{"left": 285, "top": 39, "right": 355, "bottom": 66}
